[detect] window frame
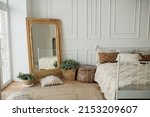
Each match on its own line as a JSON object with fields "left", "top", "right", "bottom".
{"left": 0, "top": 0, "right": 12, "bottom": 89}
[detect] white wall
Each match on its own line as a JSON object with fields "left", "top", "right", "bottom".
{"left": 9, "top": 0, "right": 150, "bottom": 80}
{"left": 27, "top": 0, "right": 150, "bottom": 65}
{"left": 8, "top": 0, "right": 29, "bottom": 81}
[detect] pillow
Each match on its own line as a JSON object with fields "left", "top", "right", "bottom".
{"left": 139, "top": 53, "right": 150, "bottom": 61}
{"left": 96, "top": 47, "right": 116, "bottom": 64}
{"left": 117, "top": 54, "right": 140, "bottom": 64}
{"left": 99, "top": 52, "right": 118, "bottom": 63}
{"left": 40, "top": 75, "right": 64, "bottom": 87}
{"left": 6, "top": 92, "right": 32, "bottom": 100}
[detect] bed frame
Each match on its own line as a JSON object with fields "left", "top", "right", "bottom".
{"left": 96, "top": 46, "right": 150, "bottom": 100}
{"left": 116, "top": 61, "right": 150, "bottom": 100}
{"left": 37, "top": 48, "right": 57, "bottom": 70}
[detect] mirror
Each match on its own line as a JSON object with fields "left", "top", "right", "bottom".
{"left": 26, "top": 18, "right": 62, "bottom": 73}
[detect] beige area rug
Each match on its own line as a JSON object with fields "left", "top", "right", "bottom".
{"left": 2, "top": 80, "right": 105, "bottom": 100}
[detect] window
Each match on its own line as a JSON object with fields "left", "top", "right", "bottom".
{"left": 0, "top": 0, "right": 12, "bottom": 89}
{"left": 0, "top": 0, "right": 7, "bottom": 3}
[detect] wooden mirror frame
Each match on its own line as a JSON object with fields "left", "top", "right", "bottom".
{"left": 26, "top": 17, "right": 62, "bottom": 73}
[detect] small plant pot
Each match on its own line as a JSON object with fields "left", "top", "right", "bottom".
{"left": 21, "top": 79, "right": 34, "bottom": 87}
{"left": 62, "top": 69, "right": 76, "bottom": 80}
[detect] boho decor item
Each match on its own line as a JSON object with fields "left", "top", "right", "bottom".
{"left": 17, "top": 72, "right": 34, "bottom": 87}
{"left": 77, "top": 65, "right": 96, "bottom": 83}
{"left": 60, "top": 59, "right": 79, "bottom": 80}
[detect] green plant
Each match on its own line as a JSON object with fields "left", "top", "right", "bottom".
{"left": 60, "top": 59, "right": 79, "bottom": 70}
{"left": 53, "top": 60, "right": 57, "bottom": 68}
{"left": 17, "top": 72, "right": 34, "bottom": 80}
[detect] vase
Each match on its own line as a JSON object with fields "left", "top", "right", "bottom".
{"left": 21, "top": 79, "right": 34, "bottom": 87}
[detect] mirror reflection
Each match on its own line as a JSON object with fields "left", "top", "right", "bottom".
{"left": 26, "top": 18, "right": 61, "bottom": 73}
{"left": 32, "top": 24, "right": 57, "bottom": 71}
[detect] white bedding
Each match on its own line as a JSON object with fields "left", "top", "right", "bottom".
{"left": 95, "top": 63, "right": 150, "bottom": 100}
{"left": 39, "top": 56, "right": 57, "bottom": 69}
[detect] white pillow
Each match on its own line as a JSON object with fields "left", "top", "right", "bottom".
{"left": 40, "top": 75, "right": 63, "bottom": 87}
{"left": 117, "top": 54, "right": 141, "bottom": 64}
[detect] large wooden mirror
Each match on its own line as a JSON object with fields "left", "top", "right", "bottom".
{"left": 26, "top": 18, "right": 62, "bottom": 73}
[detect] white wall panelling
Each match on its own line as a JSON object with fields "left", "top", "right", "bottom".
{"left": 147, "top": 0, "right": 150, "bottom": 39}
{"left": 46, "top": 0, "right": 52, "bottom": 17}
{"left": 51, "top": 0, "right": 78, "bottom": 39}
{"left": 110, "top": 0, "right": 141, "bottom": 39}
{"left": 86, "top": 0, "right": 101, "bottom": 39}
{"left": 27, "top": 0, "right": 150, "bottom": 65}
{"left": 31, "top": 0, "right": 47, "bottom": 18}
{"left": 8, "top": 0, "right": 150, "bottom": 81}
{"left": 62, "top": 50, "right": 78, "bottom": 61}
{"left": 85, "top": 49, "right": 96, "bottom": 65}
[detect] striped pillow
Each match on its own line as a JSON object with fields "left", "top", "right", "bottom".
{"left": 99, "top": 52, "right": 118, "bottom": 63}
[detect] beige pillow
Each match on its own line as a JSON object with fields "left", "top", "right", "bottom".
{"left": 40, "top": 75, "right": 64, "bottom": 87}
{"left": 117, "top": 54, "right": 141, "bottom": 64}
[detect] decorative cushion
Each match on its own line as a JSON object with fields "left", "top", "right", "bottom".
{"left": 6, "top": 92, "right": 32, "bottom": 100}
{"left": 96, "top": 47, "right": 116, "bottom": 64}
{"left": 40, "top": 75, "right": 64, "bottom": 87}
{"left": 99, "top": 52, "right": 118, "bottom": 63}
{"left": 117, "top": 54, "right": 141, "bottom": 64}
{"left": 139, "top": 53, "right": 150, "bottom": 61}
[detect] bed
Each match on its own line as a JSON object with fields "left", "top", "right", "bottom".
{"left": 94, "top": 47, "right": 150, "bottom": 100}
{"left": 37, "top": 48, "right": 57, "bottom": 70}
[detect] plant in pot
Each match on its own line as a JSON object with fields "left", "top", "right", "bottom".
{"left": 60, "top": 59, "right": 79, "bottom": 80}
{"left": 17, "top": 72, "right": 34, "bottom": 87}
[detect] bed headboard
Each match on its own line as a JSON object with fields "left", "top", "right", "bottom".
{"left": 95, "top": 45, "right": 150, "bottom": 64}
{"left": 95, "top": 45, "right": 150, "bottom": 53}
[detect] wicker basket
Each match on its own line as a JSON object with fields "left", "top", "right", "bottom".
{"left": 77, "top": 65, "right": 96, "bottom": 83}
{"left": 62, "top": 69, "right": 76, "bottom": 80}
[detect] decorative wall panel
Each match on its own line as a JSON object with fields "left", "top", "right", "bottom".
{"left": 110, "top": 0, "right": 141, "bottom": 39}
{"left": 62, "top": 50, "right": 78, "bottom": 61}
{"left": 51, "top": 0, "right": 78, "bottom": 39}
{"left": 86, "top": 0, "right": 101, "bottom": 39}
{"left": 85, "top": 49, "right": 96, "bottom": 65}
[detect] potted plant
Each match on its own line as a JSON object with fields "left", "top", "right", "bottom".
{"left": 53, "top": 60, "right": 57, "bottom": 68}
{"left": 60, "top": 59, "right": 79, "bottom": 80}
{"left": 17, "top": 72, "right": 34, "bottom": 87}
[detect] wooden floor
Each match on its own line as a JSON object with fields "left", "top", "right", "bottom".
{"left": 1, "top": 81, "right": 24, "bottom": 100}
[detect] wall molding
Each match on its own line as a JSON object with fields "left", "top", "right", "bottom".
{"left": 50, "top": 0, "right": 78, "bottom": 40}
{"left": 62, "top": 49, "right": 78, "bottom": 61}
{"left": 64, "top": 0, "right": 78, "bottom": 40}
{"left": 85, "top": 49, "right": 96, "bottom": 65}
{"left": 46, "top": 0, "right": 52, "bottom": 17}
{"left": 86, "top": 0, "right": 101, "bottom": 40}
{"left": 147, "top": 0, "right": 150, "bottom": 39}
{"left": 109, "top": 0, "right": 141, "bottom": 39}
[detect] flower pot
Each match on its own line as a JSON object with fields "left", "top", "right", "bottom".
{"left": 62, "top": 69, "right": 76, "bottom": 80}
{"left": 21, "top": 79, "right": 34, "bottom": 87}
